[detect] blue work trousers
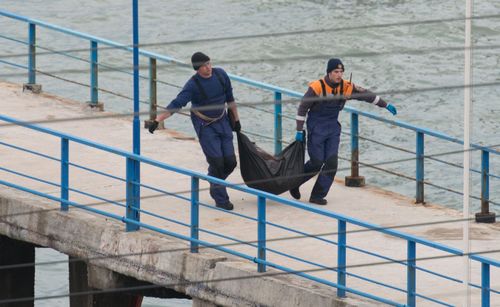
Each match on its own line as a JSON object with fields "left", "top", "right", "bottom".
{"left": 193, "top": 116, "right": 236, "bottom": 205}
{"left": 302, "top": 120, "right": 341, "bottom": 199}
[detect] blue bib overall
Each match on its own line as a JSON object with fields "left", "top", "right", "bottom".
{"left": 190, "top": 70, "right": 236, "bottom": 206}
{"left": 304, "top": 79, "right": 347, "bottom": 199}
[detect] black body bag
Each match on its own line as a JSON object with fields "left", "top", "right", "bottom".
{"left": 237, "top": 132, "right": 305, "bottom": 195}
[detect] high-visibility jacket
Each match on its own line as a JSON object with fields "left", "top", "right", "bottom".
{"left": 306, "top": 78, "right": 354, "bottom": 123}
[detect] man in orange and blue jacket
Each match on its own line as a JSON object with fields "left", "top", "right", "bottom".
{"left": 290, "top": 58, "right": 397, "bottom": 205}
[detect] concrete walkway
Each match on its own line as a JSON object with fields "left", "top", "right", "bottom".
{"left": 1, "top": 81, "right": 499, "bottom": 306}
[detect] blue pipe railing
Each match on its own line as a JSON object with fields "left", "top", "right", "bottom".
{"left": 407, "top": 241, "right": 416, "bottom": 306}
{"left": 0, "top": 113, "right": 498, "bottom": 306}
{"left": 257, "top": 195, "right": 267, "bottom": 273}
{"left": 337, "top": 220, "right": 347, "bottom": 298}
{"left": 28, "top": 22, "right": 36, "bottom": 85}
{"left": 90, "top": 40, "right": 98, "bottom": 107}
{"left": 344, "top": 113, "right": 365, "bottom": 187}
{"left": 416, "top": 132, "right": 425, "bottom": 204}
{"left": 60, "top": 138, "right": 69, "bottom": 211}
{"left": 190, "top": 177, "right": 200, "bottom": 253}
{"left": 274, "top": 92, "right": 283, "bottom": 155}
{"left": 1, "top": 10, "right": 498, "bottom": 223}
{"left": 1, "top": 11, "right": 499, "bottom": 303}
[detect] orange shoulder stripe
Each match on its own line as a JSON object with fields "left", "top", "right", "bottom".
{"left": 308, "top": 79, "right": 324, "bottom": 96}
{"left": 309, "top": 79, "right": 354, "bottom": 97}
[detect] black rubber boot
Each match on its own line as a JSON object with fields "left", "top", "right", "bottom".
{"left": 290, "top": 187, "right": 301, "bottom": 200}
{"left": 216, "top": 201, "right": 234, "bottom": 211}
{"left": 309, "top": 198, "right": 327, "bottom": 205}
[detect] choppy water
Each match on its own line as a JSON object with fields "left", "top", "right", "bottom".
{"left": 1, "top": 1, "right": 499, "bottom": 306}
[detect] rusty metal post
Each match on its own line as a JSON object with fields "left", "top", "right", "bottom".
{"left": 144, "top": 57, "right": 164, "bottom": 130}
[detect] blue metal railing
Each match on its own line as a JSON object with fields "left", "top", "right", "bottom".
{"left": 1, "top": 10, "right": 498, "bottom": 222}
{"left": 1, "top": 113, "right": 499, "bottom": 306}
{"left": 1, "top": 11, "right": 500, "bottom": 304}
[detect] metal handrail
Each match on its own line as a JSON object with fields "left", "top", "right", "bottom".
{"left": 1, "top": 11, "right": 499, "bottom": 305}
{"left": 1, "top": 10, "right": 498, "bottom": 155}
{"left": 1, "top": 113, "right": 499, "bottom": 306}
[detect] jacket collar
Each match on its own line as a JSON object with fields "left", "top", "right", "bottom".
{"left": 324, "top": 74, "right": 341, "bottom": 88}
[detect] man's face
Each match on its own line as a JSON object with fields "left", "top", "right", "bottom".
{"left": 328, "top": 69, "right": 344, "bottom": 83}
{"left": 197, "top": 61, "right": 212, "bottom": 78}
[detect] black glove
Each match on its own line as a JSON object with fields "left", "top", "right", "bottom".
{"left": 233, "top": 120, "right": 241, "bottom": 132}
{"left": 148, "top": 120, "right": 159, "bottom": 134}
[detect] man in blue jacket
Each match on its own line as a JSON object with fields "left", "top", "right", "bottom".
{"left": 291, "top": 58, "right": 397, "bottom": 205}
{"left": 149, "top": 52, "right": 241, "bottom": 211}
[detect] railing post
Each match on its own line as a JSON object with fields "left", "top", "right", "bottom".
{"left": 416, "top": 132, "right": 425, "bottom": 203}
{"left": 274, "top": 91, "right": 282, "bottom": 155}
{"left": 481, "top": 262, "right": 490, "bottom": 307}
{"left": 87, "top": 41, "right": 103, "bottom": 110}
{"left": 28, "top": 23, "right": 36, "bottom": 85}
{"left": 190, "top": 177, "right": 199, "bottom": 253}
{"left": 144, "top": 57, "right": 163, "bottom": 131}
{"left": 23, "top": 23, "right": 41, "bottom": 93}
{"left": 257, "top": 195, "right": 266, "bottom": 272}
{"left": 475, "top": 150, "right": 495, "bottom": 223}
{"left": 60, "top": 138, "right": 69, "bottom": 211}
{"left": 345, "top": 113, "right": 365, "bottom": 187}
{"left": 407, "top": 240, "right": 416, "bottom": 307}
{"left": 337, "top": 220, "right": 347, "bottom": 297}
{"left": 126, "top": 157, "right": 140, "bottom": 231}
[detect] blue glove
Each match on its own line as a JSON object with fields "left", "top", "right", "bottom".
{"left": 295, "top": 131, "right": 304, "bottom": 142}
{"left": 386, "top": 104, "right": 397, "bottom": 116}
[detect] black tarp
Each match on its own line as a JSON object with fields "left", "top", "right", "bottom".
{"left": 237, "top": 132, "right": 305, "bottom": 195}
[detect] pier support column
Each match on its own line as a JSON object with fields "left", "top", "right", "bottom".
{"left": 69, "top": 257, "right": 92, "bottom": 307}
{"left": 87, "top": 263, "right": 189, "bottom": 306}
{"left": 0, "top": 235, "right": 35, "bottom": 307}
{"left": 91, "top": 292, "right": 143, "bottom": 307}
{"left": 70, "top": 260, "right": 146, "bottom": 307}
{"left": 192, "top": 298, "right": 218, "bottom": 307}
{"left": 88, "top": 264, "right": 143, "bottom": 307}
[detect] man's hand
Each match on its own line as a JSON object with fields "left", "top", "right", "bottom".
{"left": 148, "top": 120, "right": 159, "bottom": 134}
{"left": 233, "top": 120, "right": 241, "bottom": 132}
{"left": 295, "top": 131, "right": 304, "bottom": 142}
{"left": 386, "top": 104, "right": 397, "bottom": 116}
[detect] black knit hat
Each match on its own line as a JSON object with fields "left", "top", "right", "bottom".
{"left": 191, "top": 52, "right": 210, "bottom": 70}
{"left": 326, "top": 58, "right": 344, "bottom": 73}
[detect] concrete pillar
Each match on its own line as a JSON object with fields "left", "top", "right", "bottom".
{"left": 88, "top": 264, "right": 189, "bottom": 299}
{"left": 88, "top": 264, "right": 143, "bottom": 307}
{"left": 69, "top": 259, "right": 144, "bottom": 307}
{"left": 69, "top": 257, "right": 92, "bottom": 307}
{"left": 0, "top": 235, "right": 35, "bottom": 307}
{"left": 192, "top": 298, "right": 218, "bottom": 307}
{"left": 91, "top": 291, "right": 142, "bottom": 307}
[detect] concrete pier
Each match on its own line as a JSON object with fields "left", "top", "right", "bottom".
{"left": 0, "top": 81, "right": 499, "bottom": 306}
